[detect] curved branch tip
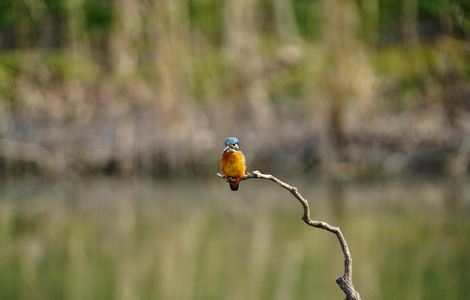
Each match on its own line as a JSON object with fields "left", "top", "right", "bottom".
{"left": 217, "top": 170, "right": 361, "bottom": 300}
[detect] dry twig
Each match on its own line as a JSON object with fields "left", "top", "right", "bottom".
{"left": 217, "top": 170, "right": 361, "bottom": 300}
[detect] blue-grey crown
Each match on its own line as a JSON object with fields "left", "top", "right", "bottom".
{"left": 224, "top": 136, "right": 240, "bottom": 146}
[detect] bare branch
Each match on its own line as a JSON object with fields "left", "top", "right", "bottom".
{"left": 217, "top": 171, "right": 362, "bottom": 300}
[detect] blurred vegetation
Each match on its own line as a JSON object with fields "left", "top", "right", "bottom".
{"left": 1, "top": 3, "right": 469, "bottom": 299}
{"left": 0, "top": 178, "right": 469, "bottom": 300}
{"left": 0, "top": 0, "right": 469, "bottom": 176}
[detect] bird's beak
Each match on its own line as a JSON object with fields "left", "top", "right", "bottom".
{"left": 223, "top": 145, "right": 235, "bottom": 153}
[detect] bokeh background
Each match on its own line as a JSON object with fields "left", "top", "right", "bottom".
{"left": 0, "top": 0, "right": 469, "bottom": 299}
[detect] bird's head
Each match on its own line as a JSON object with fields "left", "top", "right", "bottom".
{"left": 223, "top": 136, "right": 240, "bottom": 153}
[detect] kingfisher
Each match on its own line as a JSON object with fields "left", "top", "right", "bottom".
{"left": 220, "top": 136, "right": 246, "bottom": 191}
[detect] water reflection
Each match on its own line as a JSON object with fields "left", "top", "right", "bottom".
{"left": 0, "top": 177, "right": 469, "bottom": 300}
{"left": 327, "top": 178, "right": 345, "bottom": 225}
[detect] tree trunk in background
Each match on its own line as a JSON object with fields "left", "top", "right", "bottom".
{"left": 14, "top": 0, "right": 30, "bottom": 48}
{"left": 64, "top": 0, "right": 90, "bottom": 124}
{"left": 402, "top": 0, "right": 418, "bottom": 45}
{"left": 319, "top": 0, "right": 355, "bottom": 164}
{"left": 149, "top": 0, "right": 192, "bottom": 119}
{"left": 318, "top": 0, "right": 376, "bottom": 168}
{"left": 149, "top": 0, "right": 194, "bottom": 170}
{"left": 222, "top": 0, "right": 273, "bottom": 133}
{"left": 273, "top": 0, "right": 301, "bottom": 44}
{"left": 439, "top": 0, "right": 454, "bottom": 36}
{"left": 109, "top": 0, "right": 143, "bottom": 174}
{"left": 66, "top": 0, "right": 89, "bottom": 66}
{"left": 111, "top": 0, "right": 140, "bottom": 78}
{"left": 362, "top": 0, "right": 379, "bottom": 46}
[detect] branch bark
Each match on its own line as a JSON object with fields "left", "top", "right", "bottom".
{"left": 217, "top": 170, "right": 361, "bottom": 300}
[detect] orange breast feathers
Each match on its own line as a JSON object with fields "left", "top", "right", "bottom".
{"left": 220, "top": 150, "right": 246, "bottom": 178}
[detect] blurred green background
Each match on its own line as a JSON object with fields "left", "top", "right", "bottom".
{"left": 0, "top": 177, "right": 469, "bottom": 299}
{"left": 0, "top": 0, "right": 470, "bottom": 299}
{"left": 0, "top": 0, "right": 469, "bottom": 176}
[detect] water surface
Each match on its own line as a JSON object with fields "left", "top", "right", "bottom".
{"left": 0, "top": 177, "right": 469, "bottom": 299}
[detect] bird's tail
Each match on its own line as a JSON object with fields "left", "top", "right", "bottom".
{"left": 229, "top": 178, "right": 239, "bottom": 191}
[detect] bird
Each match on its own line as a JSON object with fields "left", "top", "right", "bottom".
{"left": 220, "top": 136, "right": 246, "bottom": 191}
